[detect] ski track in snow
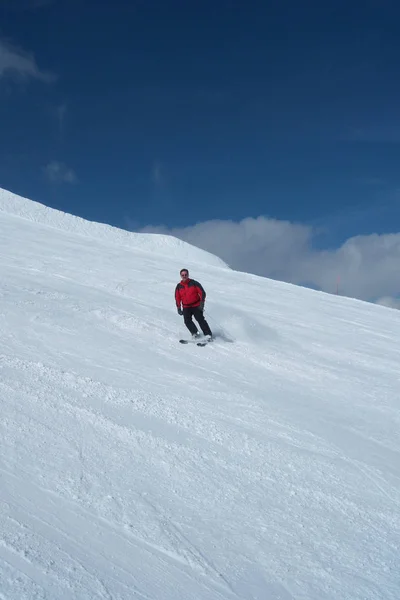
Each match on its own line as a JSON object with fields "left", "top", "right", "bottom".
{"left": 0, "top": 189, "right": 400, "bottom": 599}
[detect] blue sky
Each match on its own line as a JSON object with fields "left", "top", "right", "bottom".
{"left": 1, "top": 0, "right": 400, "bottom": 303}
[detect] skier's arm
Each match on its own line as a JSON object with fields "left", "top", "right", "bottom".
{"left": 196, "top": 282, "right": 206, "bottom": 302}
{"left": 175, "top": 285, "right": 181, "bottom": 308}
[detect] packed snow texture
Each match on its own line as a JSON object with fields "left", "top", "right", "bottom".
{"left": 0, "top": 188, "right": 399, "bottom": 600}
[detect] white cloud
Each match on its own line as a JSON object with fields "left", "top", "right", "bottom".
{"left": 375, "top": 297, "right": 400, "bottom": 310}
{"left": 0, "top": 39, "right": 54, "bottom": 82}
{"left": 139, "top": 217, "right": 400, "bottom": 304}
{"left": 43, "top": 161, "right": 77, "bottom": 184}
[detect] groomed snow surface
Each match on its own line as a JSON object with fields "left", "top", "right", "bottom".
{"left": 0, "top": 188, "right": 399, "bottom": 600}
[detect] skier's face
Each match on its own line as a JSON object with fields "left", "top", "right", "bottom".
{"left": 180, "top": 271, "right": 189, "bottom": 281}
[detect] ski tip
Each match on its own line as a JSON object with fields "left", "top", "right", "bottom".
{"left": 179, "top": 337, "right": 213, "bottom": 346}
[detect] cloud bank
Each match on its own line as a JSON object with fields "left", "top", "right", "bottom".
{"left": 140, "top": 217, "right": 400, "bottom": 305}
{"left": 0, "top": 39, "right": 54, "bottom": 82}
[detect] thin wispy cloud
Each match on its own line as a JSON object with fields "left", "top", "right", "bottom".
{"left": 355, "top": 176, "right": 386, "bottom": 187}
{"left": 152, "top": 161, "right": 162, "bottom": 185}
{"left": 43, "top": 161, "right": 77, "bottom": 184}
{"left": 140, "top": 217, "right": 400, "bottom": 306}
{"left": 0, "top": 39, "right": 55, "bottom": 82}
{"left": 56, "top": 103, "right": 67, "bottom": 136}
{"left": 344, "top": 125, "right": 400, "bottom": 144}
{"left": 152, "top": 160, "right": 169, "bottom": 189}
{"left": 150, "top": 161, "right": 172, "bottom": 209}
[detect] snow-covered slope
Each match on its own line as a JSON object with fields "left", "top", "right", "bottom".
{"left": 0, "top": 188, "right": 227, "bottom": 269}
{"left": 0, "top": 188, "right": 399, "bottom": 600}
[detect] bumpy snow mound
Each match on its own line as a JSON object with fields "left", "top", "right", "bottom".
{"left": 0, "top": 187, "right": 228, "bottom": 269}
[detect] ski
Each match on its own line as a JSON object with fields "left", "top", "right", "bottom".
{"left": 179, "top": 337, "right": 213, "bottom": 347}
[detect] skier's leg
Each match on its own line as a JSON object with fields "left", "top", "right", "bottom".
{"left": 192, "top": 307, "right": 212, "bottom": 336}
{"left": 183, "top": 308, "right": 198, "bottom": 335}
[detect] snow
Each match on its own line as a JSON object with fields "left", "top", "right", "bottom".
{"left": 0, "top": 188, "right": 227, "bottom": 269}
{"left": 0, "top": 187, "right": 399, "bottom": 600}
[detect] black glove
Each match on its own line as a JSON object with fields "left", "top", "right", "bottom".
{"left": 199, "top": 301, "right": 204, "bottom": 311}
{"left": 177, "top": 308, "right": 183, "bottom": 316}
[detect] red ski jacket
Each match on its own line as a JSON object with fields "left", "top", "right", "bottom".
{"left": 175, "top": 279, "right": 206, "bottom": 309}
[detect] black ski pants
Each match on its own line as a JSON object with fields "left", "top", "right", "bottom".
{"left": 183, "top": 306, "right": 212, "bottom": 336}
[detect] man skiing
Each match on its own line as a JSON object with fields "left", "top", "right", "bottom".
{"left": 175, "top": 268, "right": 213, "bottom": 339}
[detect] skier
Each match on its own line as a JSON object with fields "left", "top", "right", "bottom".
{"left": 175, "top": 268, "right": 213, "bottom": 339}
